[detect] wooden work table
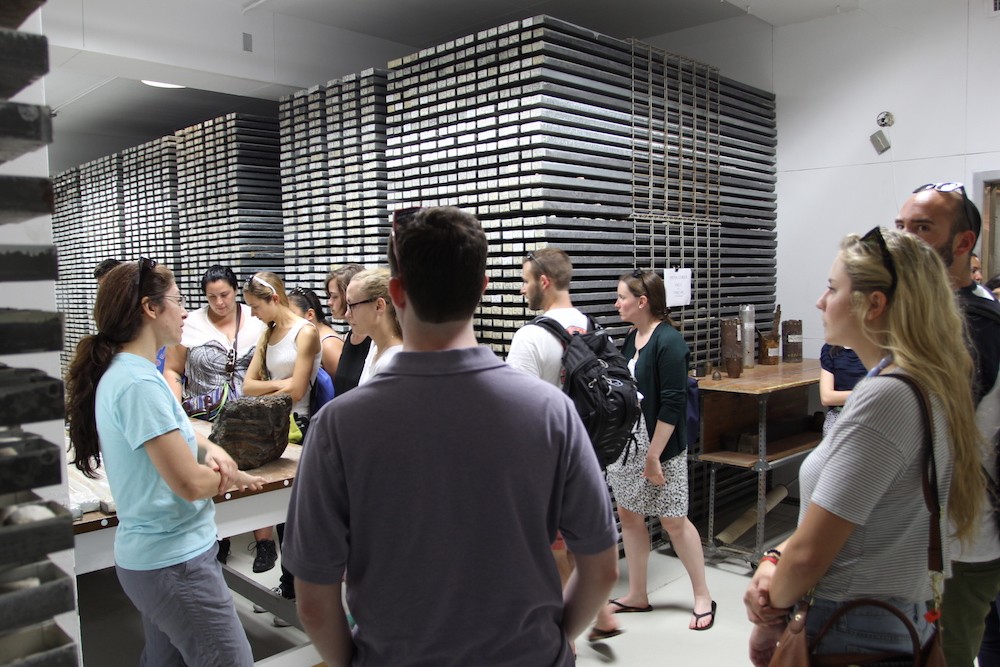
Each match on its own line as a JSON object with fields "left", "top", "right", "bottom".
{"left": 72, "top": 420, "right": 302, "bottom": 572}
{"left": 71, "top": 423, "right": 319, "bottom": 666}
{"left": 694, "top": 359, "right": 822, "bottom": 561}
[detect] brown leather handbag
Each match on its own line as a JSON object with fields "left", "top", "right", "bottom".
{"left": 768, "top": 374, "right": 946, "bottom": 667}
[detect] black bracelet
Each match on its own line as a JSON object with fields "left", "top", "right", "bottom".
{"left": 764, "top": 548, "right": 782, "bottom": 559}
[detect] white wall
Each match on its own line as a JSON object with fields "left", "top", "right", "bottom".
{"left": 652, "top": 0, "right": 1000, "bottom": 354}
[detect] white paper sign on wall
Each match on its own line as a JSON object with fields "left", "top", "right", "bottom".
{"left": 665, "top": 268, "right": 692, "bottom": 307}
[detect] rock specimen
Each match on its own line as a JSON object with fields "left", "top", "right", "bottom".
{"left": 210, "top": 394, "right": 291, "bottom": 470}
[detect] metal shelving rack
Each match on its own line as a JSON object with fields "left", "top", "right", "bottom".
{"left": 0, "top": 1, "right": 79, "bottom": 663}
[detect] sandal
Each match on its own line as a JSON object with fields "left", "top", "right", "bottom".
{"left": 587, "top": 626, "right": 624, "bottom": 642}
{"left": 690, "top": 600, "right": 717, "bottom": 631}
{"left": 608, "top": 598, "right": 653, "bottom": 613}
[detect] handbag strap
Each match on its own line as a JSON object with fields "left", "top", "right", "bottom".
{"left": 229, "top": 305, "right": 241, "bottom": 381}
{"left": 883, "top": 373, "right": 943, "bottom": 573}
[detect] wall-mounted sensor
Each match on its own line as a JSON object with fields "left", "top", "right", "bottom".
{"left": 870, "top": 130, "right": 891, "bottom": 154}
{"left": 876, "top": 111, "right": 894, "bottom": 127}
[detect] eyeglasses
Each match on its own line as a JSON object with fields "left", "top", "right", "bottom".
{"left": 390, "top": 207, "right": 422, "bottom": 275}
{"left": 346, "top": 297, "right": 378, "bottom": 310}
{"left": 913, "top": 182, "right": 980, "bottom": 237}
{"left": 162, "top": 294, "right": 186, "bottom": 309}
{"left": 860, "top": 226, "right": 898, "bottom": 298}
{"left": 526, "top": 252, "right": 552, "bottom": 279}
{"left": 136, "top": 257, "right": 157, "bottom": 304}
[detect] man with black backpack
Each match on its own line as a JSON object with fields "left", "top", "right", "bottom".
{"left": 508, "top": 247, "right": 597, "bottom": 586}
{"left": 897, "top": 183, "right": 1000, "bottom": 667}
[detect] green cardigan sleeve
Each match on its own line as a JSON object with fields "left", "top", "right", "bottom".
{"left": 629, "top": 324, "right": 690, "bottom": 461}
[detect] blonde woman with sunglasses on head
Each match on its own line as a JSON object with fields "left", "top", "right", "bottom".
{"left": 744, "top": 228, "right": 983, "bottom": 665}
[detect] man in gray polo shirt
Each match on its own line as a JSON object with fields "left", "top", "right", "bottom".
{"left": 281, "top": 207, "right": 618, "bottom": 667}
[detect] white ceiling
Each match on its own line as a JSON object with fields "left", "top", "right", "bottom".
{"left": 43, "top": 0, "right": 854, "bottom": 174}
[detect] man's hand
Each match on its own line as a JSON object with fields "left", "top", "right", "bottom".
{"left": 749, "top": 622, "right": 785, "bottom": 667}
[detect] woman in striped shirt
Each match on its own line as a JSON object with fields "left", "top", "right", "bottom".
{"left": 744, "top": 228, "right": 983, "bottom": 664}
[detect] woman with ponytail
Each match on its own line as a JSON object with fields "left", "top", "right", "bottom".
{"left": 590, "top": 269, "right": 714, "bottom": 641}
{"left": 65, "top": 259, "right": 263, "bottom": 666}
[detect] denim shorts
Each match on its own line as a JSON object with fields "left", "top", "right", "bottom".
{"left": 805, "top": 596, "right": 934, "bottom": 656}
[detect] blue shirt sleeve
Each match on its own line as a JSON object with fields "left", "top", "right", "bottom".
{"left": 114, "top": 375, "right": 190, "bottom": 451}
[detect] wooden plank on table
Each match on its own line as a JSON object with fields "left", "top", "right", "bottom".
{"left": 698, "top": 358, "right": 821, "bottom": 395}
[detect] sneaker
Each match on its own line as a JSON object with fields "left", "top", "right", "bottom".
{"left": 249, "top": 539, "right": 277, "bottom": 573}
{"left": 253, "top": 585, "right": 292, "bottom": 614}
{"left": 216, "top": 538, "right": 231, "bottom": 564}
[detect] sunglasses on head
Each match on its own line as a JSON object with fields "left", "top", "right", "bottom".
{"left": 913, "top": 182, "right": 980, "bottom": 237}
{"left": 526, "top": 252, "right": 553, "bottom": 279}
{"left": 136, "top": 257, "right": 157, "bottom": 305}
{"left": 860, "top": 226, "right": 898, "bottom": 298}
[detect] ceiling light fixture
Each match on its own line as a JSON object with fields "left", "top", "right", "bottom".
{"left": 141, "top": 80, "right": 186, "bottom": 89}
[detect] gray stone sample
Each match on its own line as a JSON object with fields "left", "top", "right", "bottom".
{"left": 0, "top": 492, "right": 73, "bottom": 567}
{"left": 0, "top": 175, "right": 52, "bottom": 225}
{"left": 0, "top": 102, "right": 51, "bottom": 164}
{"left": 0, "top": 365, "right": 63, "bottom": 428}
{"left": 0, "top": 28, "right": 47, "bottom": 99}
{"left": 209, "top": 394, "right": 291, "bottom": 470}
{"left": 0, "top": 620, "right": 77, "bottom": 666}
{"left": 0, "top": 0, "right": 46, "bottom": 30}
{"left": 0, "top": 245, "right": 57, "bottom": 281}
{"left": 0, "top": 430, "right": 60, "bottom": 494}
{"left": 0, "top": 308, "right": 62, "bottom": 354}
{"left": 0, "top": 561, "right": 74, "bottom": 635}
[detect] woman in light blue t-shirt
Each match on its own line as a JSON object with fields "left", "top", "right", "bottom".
{"left": 66, "top": 259, "right": 264, "bottom": 666}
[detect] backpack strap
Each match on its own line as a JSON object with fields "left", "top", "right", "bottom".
{"left": 531, "top": 315, "right": 597, "bottom": 346}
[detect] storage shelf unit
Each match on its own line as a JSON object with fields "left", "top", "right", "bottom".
{"left": 0, "top": 1, "right": 78, "bottom": 662}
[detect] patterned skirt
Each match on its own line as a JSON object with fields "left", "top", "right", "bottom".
{"left": 606, "top": 414, "right": 689, "bottom": 518}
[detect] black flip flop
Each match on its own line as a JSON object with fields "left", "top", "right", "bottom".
{"left": 608, "top": 598, "right": 653, "bottom": 613}
{"left": 690, "top": 600, "right": 717, "bottom": 631}
{"left": 587, "top": 626, "right": 625, "bottom": 642}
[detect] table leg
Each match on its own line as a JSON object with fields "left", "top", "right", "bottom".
{"left": 753, "top": 395, "right": 769, "bottom": 560}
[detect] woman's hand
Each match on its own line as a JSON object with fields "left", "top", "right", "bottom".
{"left": 642, "top": 455, "right": 665, "bottom": 486}
{"left": 748, "top": 622, "right": 785, "bottom": 667}
{"left": 202, "top": 443, "right": 239, "bottom": 494}
{"left": 744, "top": 560, "right": 788, "bottom": 625}
{"left": 234, "top": 471, "right": 266, "bottom": 493}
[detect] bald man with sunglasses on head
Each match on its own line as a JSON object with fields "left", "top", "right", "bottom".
{"left": 897, "top": 182, "right": 1000, "bottom": 667}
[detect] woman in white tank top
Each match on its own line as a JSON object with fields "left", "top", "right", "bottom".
{"left": 242, "top": 272, "right": 321, "bottom": 418}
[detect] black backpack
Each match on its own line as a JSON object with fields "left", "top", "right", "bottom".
{"left": 532, "top": 316, "right": 641, "bottom": 469}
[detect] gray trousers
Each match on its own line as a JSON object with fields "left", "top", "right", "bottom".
{"left": 116, "top": 545, "right": 254, "bottom": 667}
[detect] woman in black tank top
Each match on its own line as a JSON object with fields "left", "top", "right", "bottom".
{"left": 326, "top": 265, "right": 372, "bottom": 396}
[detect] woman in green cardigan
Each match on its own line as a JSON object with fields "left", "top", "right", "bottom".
{"left": 591, "top": 269, "right": 714, "bottom": 640}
